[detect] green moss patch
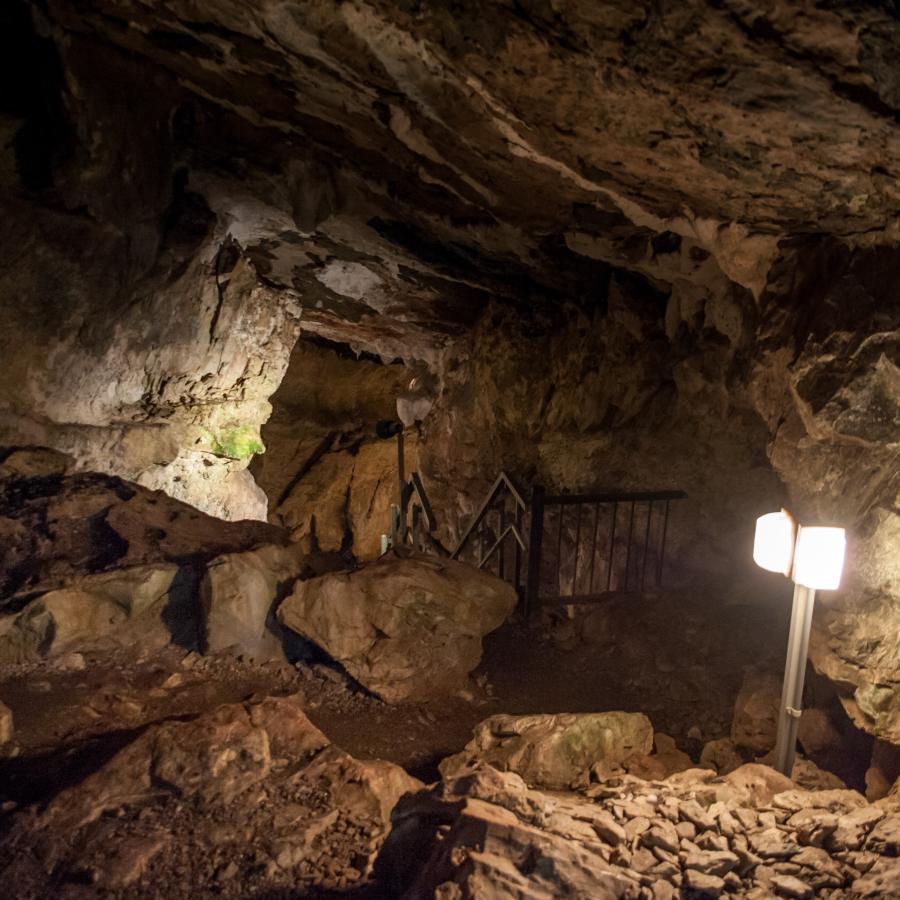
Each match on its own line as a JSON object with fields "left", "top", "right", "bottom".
{"left": 209, "top": 426, "right": 264, "bottom": 460}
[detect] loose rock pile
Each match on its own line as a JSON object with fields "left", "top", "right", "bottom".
{"left": 379, "top": 763, "right": 900, "bottom": 898}
{"left": 0, "top": 695, "right": 420, "bottom": 898}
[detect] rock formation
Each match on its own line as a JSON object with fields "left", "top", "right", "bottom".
{"left": 0, "top": 469, "right": 303, "bottom": 663}
{"left": 0, "top": 694, "right": 421, "bottom": 896}
{"left": 440, "top": 711, "right": 654, "bottom": 790}
{"left": 278, "top": 550, "right": 518, "bottom": 701}
{"left": 378, "top": 763, "right": 900, "bottom": 899}
{"left": 0, "top": 1, "right": 899, "bottom": 894}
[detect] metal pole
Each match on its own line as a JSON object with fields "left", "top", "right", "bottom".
{"left": 397, "top": 431, "right": 407, "bottom": 543}
{"left": 773, "top": 582, "right": 816, "bottom": 777}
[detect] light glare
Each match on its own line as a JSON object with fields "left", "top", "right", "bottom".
{"left": 753, "top": 511, "right": 794, "bottom": 575}
{"left": 793, "top": 526, "right": 846, "bottom": 590}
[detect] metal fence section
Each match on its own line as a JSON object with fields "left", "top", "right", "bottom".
{"left": 453, "top": 474, "right": 686, "bottom": 616}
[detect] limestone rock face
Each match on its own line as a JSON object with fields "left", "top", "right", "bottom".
{"left": 201, "top": 544, "right": 306, "bottom": 661}
{"left": 277, "top": 551, "right": 517, "bottom": 702}
{"left": 441, "top": 711, "right": 654, "bottom": 790}
{"left": 2, "top": 695, "right": 421, "bottom": 894}
{"left": 0, "top": 0, "right": 898, "bottom": 747}
{"left": 0, "top": 471, "right": 298, "bottom": 662}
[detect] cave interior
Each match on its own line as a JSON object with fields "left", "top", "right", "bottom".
{"left": 1, "top": 1, "right": 899, "bottom": 897}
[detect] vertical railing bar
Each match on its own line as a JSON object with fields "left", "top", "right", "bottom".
{"left": 606, "top": 501, "right": 618, "bottom": 591}
{"left": 499, "top": 501, "right": 507, "bottom": 582}
{"left": 514, "top": 502, "right": 523, "bottom": 595}
{"left": 640, "top": 500, "right": 653, "bottom": 591}
{"left": 624, "top": 500, "right": 636, "bottom": 593}
{"left": 480, "top": 511, "right": 486, "bottom": 570}
{"left": 525, "top": 486, "right": 545, "bottom": 617}
{"left": 588, "top": 501, "right": 600, "bottom": 594}
{"left": 657, "top": 499, "right": 670, "bottom": 586}
{"left": 572, "top": 503, "right": 583, "bottom": 598}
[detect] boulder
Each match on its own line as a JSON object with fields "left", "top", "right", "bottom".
{"left": 201, "top": 543, "right": 306, "bottom": 661}
{"left": 0, "top": 472, "right": 301, "bottom": 663}
{"left": 650, "top": 732, "right": 695, "bottom": 777}
{"left": 0, "top": 472, "right": 287, "bottom": 603}
{"left": 700, "top": 738, "right": 745, "bottom": 775}
{"left": 10, "top": 695, "right": 421, "bottom": 893}
{"left": 440, "top": 711, "right": 654, "bottom": 790}
{"left": 0, "top": 566, "right": 177, "bottom": 664}
{"left": 277, "top": 551, "right": 516, "bottom": 702}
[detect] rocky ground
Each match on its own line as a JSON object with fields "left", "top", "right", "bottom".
{"left": 2, "top": 599, "right": 896, "bottom": 898}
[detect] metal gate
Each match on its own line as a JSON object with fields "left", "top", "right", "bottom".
{"left": 451, "top": 473, "right": 686, "bottom": 616}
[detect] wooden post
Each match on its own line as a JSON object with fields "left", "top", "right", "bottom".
{"left": 524, "top": 485, "right": 545, "bottom": 619}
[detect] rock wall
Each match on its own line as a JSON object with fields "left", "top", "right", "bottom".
{"left": 414, "top": 240, "right": 900, "bottom": 745}
{"left": 0, "top": 1, "right": 897, "bottom": 746}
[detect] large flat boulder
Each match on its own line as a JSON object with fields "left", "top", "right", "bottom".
{"left": 2, "top": 695, "right": 420, "bottom": 894}
{"left": 277, "top": 551, "right": 517, "bottom": 702}
{"left": 441, "top": 711, "right": 654, "bottom": 790}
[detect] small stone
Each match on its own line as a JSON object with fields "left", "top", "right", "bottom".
{"left": 675, "top": 820, "right": 696, "bottom": 841}
{"left": 715, "top": 807, "right": 740, "bottom": 838}
{"left": 749, "top": 827, "right": 799, "bottom": 859}
{"left": 642, "top": 820, "right": 680, "bottom": 854}
{"left": 865, "top": 813, "right": 900, "bottom": 855}
{"left": 695, "top": 830, "right": 729, "bottom": 852}
{"left": 830, "top": 805, "right": 885, "bottom": 851}
{"left": 682, "top": 869, "right": 725, "bottom": 896}
{"left": 680, "top": 798, "right": 715, "bottom": 830}
{"left": 592, "top": 810, "right": 627, "bottom": 846}
{"left": 630, "top": 847, "right": 657, "bottom": 873}
{"left": 625, "top": 816, "right": 652, "bottom": 841}
{"left": 770, "top": 873, "right": 813, "bottom": 898}
{"left": 682, "top": 849, "right": 739, "bottom": 877}
{"left": 787, "top": 809, "right": 837, "bottom": 846}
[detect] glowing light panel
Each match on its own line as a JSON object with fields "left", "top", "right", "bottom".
{"left": 753, "top": 511, "right": 794, "bottom": 575}
{"left": 793, "top": 526, "right": 846, "bottom": 590}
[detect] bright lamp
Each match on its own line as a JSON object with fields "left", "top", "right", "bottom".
{"left": 792, "top": 526, "right": 846, "bottom": 590}
{"left": 753, "top": 511, "right": 794, "bottom": 575}
{"left": 751, "top": 508, "right": 847, "bottom": 778}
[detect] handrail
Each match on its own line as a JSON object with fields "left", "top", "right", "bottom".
{"left": 478, "top": 522, "right": 526, "bottom": 568}
{"left": 545, "top": 489, "right": 687, "bottom": 505}
{"left": 451, "top": 471, "right": 526, "bottom": 559}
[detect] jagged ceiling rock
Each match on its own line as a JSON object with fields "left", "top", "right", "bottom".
{"left": 33, "top": 0, "right": 900, "bottom": 290}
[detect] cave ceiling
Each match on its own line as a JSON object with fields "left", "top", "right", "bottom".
{"left": 20, "top": 0, "right": 900, "bottom": 357}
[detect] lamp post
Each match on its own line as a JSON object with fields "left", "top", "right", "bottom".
{"left": 753, "top": 510, "right": 846, "bottom": 777}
